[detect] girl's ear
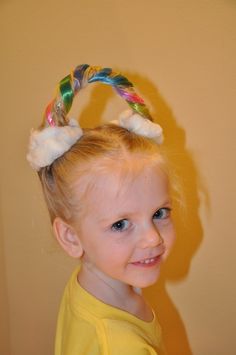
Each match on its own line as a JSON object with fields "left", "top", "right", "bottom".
{"left": 53, "top": 217, "right": 84, "bottom": 258}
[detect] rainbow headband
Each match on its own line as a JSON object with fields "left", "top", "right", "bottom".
{"left": 27, "top": 64, "right": 163, "bottom": 170}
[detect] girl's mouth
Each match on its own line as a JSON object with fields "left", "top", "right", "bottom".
{"left": 131, "top": 255, "right": 162, "bottom": 267}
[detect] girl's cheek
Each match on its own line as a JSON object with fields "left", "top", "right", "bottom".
{"left": 162, "top": 224, "right": 176, "bottom": 259}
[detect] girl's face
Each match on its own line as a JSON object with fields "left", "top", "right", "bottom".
{"left": 74, "top": 158, "right": 176, "bottom": 289}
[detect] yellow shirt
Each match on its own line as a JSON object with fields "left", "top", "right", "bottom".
{"left": 55, "top": 268, "right": 165, "bottom": 355}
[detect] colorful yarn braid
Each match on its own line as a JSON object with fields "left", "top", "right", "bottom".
{"left": 44, "top": 64, "right": 152, "bottom": 128}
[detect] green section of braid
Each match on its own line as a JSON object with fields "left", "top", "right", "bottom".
{"left": 59, "top": 75, "right": 74, "bottom": 113}
{"left": 128, "top": 102, "right": 152, "bottom": 120}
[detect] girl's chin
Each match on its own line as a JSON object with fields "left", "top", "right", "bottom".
{"left": 131, "top": 270, "right": 161, "bottom": 289}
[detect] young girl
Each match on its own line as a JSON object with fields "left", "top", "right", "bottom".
{"left": 27, "top": 64, "right": 176, "bottom": 354}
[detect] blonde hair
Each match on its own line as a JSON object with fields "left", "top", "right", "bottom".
{"left": 38, "top": 123, "right": 168, "bottom": 224}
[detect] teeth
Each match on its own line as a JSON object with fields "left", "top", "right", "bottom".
{"left": 140, "top": 258, "right": 155, "bottom": 264}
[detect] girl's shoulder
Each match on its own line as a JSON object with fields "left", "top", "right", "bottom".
{"left": 55, "top": 267, "right": 164, "bottom": 355}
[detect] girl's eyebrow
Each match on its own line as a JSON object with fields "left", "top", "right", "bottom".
{"left": 156, "top": 199, "right": 172, "bottom": 208}
{"left": 97, "top": 211, "right": 136, "bottom": 224}
{"left": 98, "top": 199, "right": 172, "bottom": 224}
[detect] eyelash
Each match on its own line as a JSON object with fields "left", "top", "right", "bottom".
{"left": 111, "top": 219, "right": 130, "bottom": 232}
{"left": 111, "top": 208, "right": 171, "bottom": 233}
{"left": 153, "top": 207, "right": 171, "bottom": 220}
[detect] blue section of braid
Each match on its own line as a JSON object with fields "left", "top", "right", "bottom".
{"left": 88, "top": 68, "right": 133, "bottom": 88}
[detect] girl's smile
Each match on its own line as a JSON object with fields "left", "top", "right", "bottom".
{"left": 130, "top": 251, "right": 165, "bottom": 267}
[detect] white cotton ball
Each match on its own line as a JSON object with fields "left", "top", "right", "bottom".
{"left": 27, "top": 122, "right": 83, "bottom": 171}
{"left": 118, "top": 110, "right": 164, "bottom": 144}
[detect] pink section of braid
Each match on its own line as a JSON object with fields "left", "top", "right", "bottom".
{"left": 43, "top": 64, "right": 153, "bottom": 128}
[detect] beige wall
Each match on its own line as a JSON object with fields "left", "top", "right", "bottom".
{"left": 1, "top": 0, "right": 236, "bottom": 354}
{"left": 0, "top": 204, "right": 10, "bottom": 355}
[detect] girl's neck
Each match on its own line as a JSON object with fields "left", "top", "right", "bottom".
{"left": 77, "top": 263, "right": 153, "bottom": 322}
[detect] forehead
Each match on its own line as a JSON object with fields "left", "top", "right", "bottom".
{"left": 82, "top": 158, "right": 169, "bottom": 219}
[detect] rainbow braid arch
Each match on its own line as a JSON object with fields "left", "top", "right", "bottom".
{"left": 27, "top": 64, "right": 163, "bottom": 171}
{"left": 44, "top": 64, "right": 152, "bottom": 127}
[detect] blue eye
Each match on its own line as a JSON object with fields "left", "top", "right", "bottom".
{"left": 153, "top": 208, "right": 171, "bottom": 220}
{"left": 111, "top": 219, "right": 130, "bottom": 232}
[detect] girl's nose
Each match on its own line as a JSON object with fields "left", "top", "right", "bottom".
{"left": 139, "top": 224, "right": 163, "bottom": 248}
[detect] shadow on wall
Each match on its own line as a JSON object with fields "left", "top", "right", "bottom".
{"left": 78, "top": 71, "right": 204, "bottom": 355}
